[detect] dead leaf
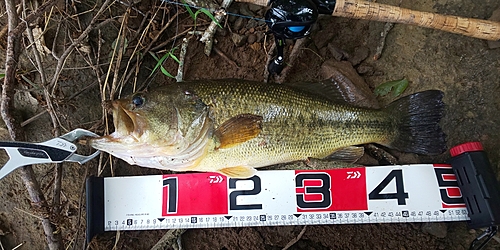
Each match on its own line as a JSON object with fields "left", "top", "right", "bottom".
{"left": 249, "top": 42, "right": 261, "bottom": 51}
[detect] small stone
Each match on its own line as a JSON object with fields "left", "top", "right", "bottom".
{"left": 327, "top": 43, "right": 348, "bottom": 61}
{"left": 228, "top": 14, "right": 237, "bottom": 23}
{"left": 247, "top": 34, "right": 257, "bottom": 44}
{"left": 256, "top": 32, "right": 265, "bottom": 42}
{"left": 233, "top": 18, "right": 244, "bottom": 31}
{"left": 249, "top": 27, "right": 255, "bottom": 33}
{"left": 348, "top": 46, "right": 370, "bottom": 66}
{"left": 356, "top": 64, "right": 374, "bottom": 75}
{"left": 466, "top": 111, "right": 477, "bottom": 118}
{"left": 246, "top": 19, "right": 260, "bottom": 29}
{"left": 319, "top": 47, "right": 329, "bottom": 58}
{"left": 421, "top": 222, "right": 448, "bottom": 238}
{"left": 216, "top": 27, "right": 227, "bottom": 36}
{"left": 239, "top": 3, "right": 254, "bottom": 17}
{"left": 231, "top": 33, "right": 247, "bottom": 47}
{"left": 487, "top": 40, "right": 500, "bottom": 49}
{"left": 248, "top": 3, "right": 263, "bottom": 12}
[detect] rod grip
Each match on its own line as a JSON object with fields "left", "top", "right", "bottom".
{"left": 333, "top": 0, "right": 500, "bottom": 41}
{"left": 235, "top": 0, "right": 268, "bottom": 6}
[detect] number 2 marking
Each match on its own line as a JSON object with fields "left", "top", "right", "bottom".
{"left": 229, "top": 176, "right": 262, "bottom": 210}
{"left": 369, "top": 169, "right": 409, "bottom": 205}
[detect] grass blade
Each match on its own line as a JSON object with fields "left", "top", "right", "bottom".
{"left": 196, "top": 8, "right": 222, "bottom": 28}
{"left": 182, "top": 0, "right": 196, "bottom": 20}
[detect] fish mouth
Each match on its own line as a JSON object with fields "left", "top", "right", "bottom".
{"left": 89, "top": 99, "right": 149, "bottom": 153}
{"left": 110, "top": 99, "right": 147, "bottom": 139}
{"left": 90, "top": 99, "right": 147, "bottom": 148}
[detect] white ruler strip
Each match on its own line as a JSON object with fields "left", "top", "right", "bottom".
{"left": 86, "top": 164, "right": 469, "bottom": 239}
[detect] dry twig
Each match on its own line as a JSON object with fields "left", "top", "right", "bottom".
{"left": 150, "top": 229, "right": 186, "bottom": 250}
{"left": 213, "top": 46, "right": 239, "bottom": 68}
{"left": 373, "top": 0, "right": 401, "bottom": 60}
{"left": 122, "top": 9, "right": 183, "bottom": 89}
{"left": 199, "top": 0, "right": 233, "bottom": 56}
{"left": 49, "top": 0, "right": 116, "bottom": 93}
{"left": 364, "top": 144, "right": 398, "bottom": 164}
{"left": 176, "top": 37, "right": 190, "bottom": 82}
{"left": 22, "top": 0, "right": 65, "bottom": 218}
{"left": 282, "top": 226, "right": 307, "bottom": 250}
{"left": 373, "top": 22, "right": 394, "bottom": 60}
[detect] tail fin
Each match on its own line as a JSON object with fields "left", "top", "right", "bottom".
{"left": 386, "top": 90, "right": 446, "bottom": 155}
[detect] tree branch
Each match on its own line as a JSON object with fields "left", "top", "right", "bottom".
{"left": 2, "top": 0, "right": 62, "bottom": 249}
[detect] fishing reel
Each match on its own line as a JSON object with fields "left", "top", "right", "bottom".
{"left": 264, "top": 0, "right": 335, "bottom": 75}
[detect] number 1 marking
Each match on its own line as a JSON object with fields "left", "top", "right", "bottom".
{"left": 163, "top": 177, "right": 178, "bottom": 213}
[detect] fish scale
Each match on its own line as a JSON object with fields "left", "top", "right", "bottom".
{"left": 184, "top": 80, "right": 394, "bottom": 170}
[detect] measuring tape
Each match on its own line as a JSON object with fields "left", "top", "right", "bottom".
{"left": 86, "top": 164, "right": 469, "bottom": 242}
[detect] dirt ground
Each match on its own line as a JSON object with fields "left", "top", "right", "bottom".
{"left": 1, "top": 0, "right": 500, "bottom": 249}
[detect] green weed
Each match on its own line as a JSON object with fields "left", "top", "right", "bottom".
{"left": 182, "top": 0, "right": 222, "bottom": 29}
{"left": 374, "top": 78, "right": 409, "bottom": 97}
{"left": 149, "top": 49, "right": 180, "bottom": 78}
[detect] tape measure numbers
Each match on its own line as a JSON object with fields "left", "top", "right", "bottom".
{"left": 86, "top": 164, "right": 468, "bottom": 242}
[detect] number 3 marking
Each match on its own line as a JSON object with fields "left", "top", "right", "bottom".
{"left": 296, "top": 173, "right": 331, "bottom": 209}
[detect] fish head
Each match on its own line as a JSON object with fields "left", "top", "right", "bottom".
{"left": 90, "top": 86, "right": 212, "bottom": 163}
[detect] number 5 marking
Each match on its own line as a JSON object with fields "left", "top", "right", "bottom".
{"left": 369, "top": 169, "right": 409, "bottom": 205}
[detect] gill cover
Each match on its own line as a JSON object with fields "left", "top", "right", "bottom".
{"left": 90, "top": 85, "right": 213, "bottom": 170}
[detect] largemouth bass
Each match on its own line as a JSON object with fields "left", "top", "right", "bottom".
{"left": 89, "top": 80, "right": 446, "bottom": 178}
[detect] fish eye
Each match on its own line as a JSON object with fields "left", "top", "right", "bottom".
{"left": 132, "top": 95, "right": 145, "bottom": 108}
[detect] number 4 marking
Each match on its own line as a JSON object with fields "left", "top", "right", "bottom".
{"left": 369, "top": 170, "right": 409, "bottom": 205}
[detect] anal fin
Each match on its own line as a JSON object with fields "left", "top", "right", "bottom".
{"left": 327, "top": 146, "right": 364, "bottom": 163}
{"left": 218, "top": 166, "right": 257, "bottom": 178}
{"left": 215, "top": 114, "right": 263, "bottom": 149}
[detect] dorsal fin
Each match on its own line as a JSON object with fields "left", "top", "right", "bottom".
{"left": 285, "top": 78, "right": 380, "bottom": 109}
{"left": 285, "top": 80, "right": 352, "bottom": 105}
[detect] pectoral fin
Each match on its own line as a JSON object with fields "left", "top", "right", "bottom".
{"left": 327, "top": 146, "right": 364, "bottom": 163}
{"left": 215, "top": 114, "right": 263, "bottom": 149}
{"left": 218, "top": 166, "right": 257, "bottom": 178}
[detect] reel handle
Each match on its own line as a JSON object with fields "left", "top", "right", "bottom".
{"left": 235, "top": 0, "right": 500, "bottom": 41}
